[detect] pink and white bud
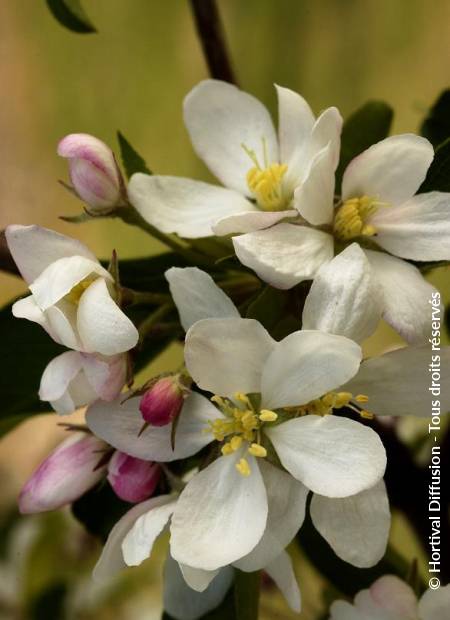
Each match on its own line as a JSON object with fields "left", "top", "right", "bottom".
{"left": 19, "top": 433, "right": 108, "bottom": 514}
{"left": 107, "top": 451, "right": 161, "bottom": 503}
{"left": 57, "top": 133, "right": 125, "bottom": 212}
{"left": 139, "top": 376, "right": 187, "bottom": 427}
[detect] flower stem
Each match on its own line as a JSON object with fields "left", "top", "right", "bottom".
{"left": 189, "top": 0, "right": 237, "bottom": 85}
{"left": 138, "top": 303, "right": 173, "bottom": 341}
{"left": 234, "top": 569, "right": 261, "bottom": 620}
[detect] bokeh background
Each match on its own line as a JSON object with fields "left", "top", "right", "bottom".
{"left": 0, "top": 1, "right": 449, "bottom": 618}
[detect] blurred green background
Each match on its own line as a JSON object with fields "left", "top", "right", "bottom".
{"left": 0, "top": 1, "right": 449, "bottom": 618}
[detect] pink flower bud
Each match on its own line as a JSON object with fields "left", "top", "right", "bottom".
{"left": 57, "top": 133, "right": 125, "bottom": 212}
{"left": 139, "top": 376, "right": 186, "bottom": 427}
{"left": 107, "top": 451, "right": 160, "bottom": 503}
{"left": 19, "top": 433, "right": 108, "bottom": 514}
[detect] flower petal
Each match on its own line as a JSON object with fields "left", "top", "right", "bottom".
{"left": 170, "top": 451, "right": 268, "bottom": 570}
{"left": 343, "top": 345, "right": 450, "bottom": 417}
{"left": 342, "top": 134, "right": 434, "bottom": 204}
{"left": 93, "top": 494, "right": 174, "bottom": 582}
{"left": 371, "top": 191, "right": 450, "bottom": 261}
{"left": 309, "top": 107, "right": 343, "bottom": 168}
{"left": 364, "top": 249, "right": 437, "bottom": 344}
{"left": 419, "top": 584, "right": 450, "bottom": 620}
{"left": 276, "top": 84, "right": 315, "bottom": 167}
{"left": 122, "top": 498, "right": 177, "bottom": 566}
{"left": 12, "top": 295, "right": 53, "bottom": 336}
{"left": 86, "top": 391, "right": 220, "bottom": 461}
{"left": 310, "top": 480, "right": 390, "bottom": 568}
{"left": 80, "top": 353, "right": 127, "bottom": 401}
{"left": 178, "top": 565, "right": 220, "bottom": 593}
{"left": 183, "top": 79, "right": 278, "bottom": 195}
{"left": 163, "top": 555, "right": 233, "bottom": 620}
{"left": 302, "top": 244, "right": 382, "bottom": 342}
{"left": 261, "top": 330, "right": 362, "bottom": 410}
{"left": 77, "top": 278, "right": 138, "bottom": 355}
{"left": 185, "top": 318, "right": 275, "bottom": 397}
{"left": 233, "top": 224, "right": 334, "bottom": 290}
{"left": 234, "top": 460, "right": 308, "bottom": 572}
{"left": 128, "top": 175, "right": 253, "bottom": 239}
{"left": 293, "top": 143, "right": 335, "bottom": 226}
{"left": 165, "top": 267, "right": 240, "bottom": 331}
{"left": 5, "top": 224, "right": 97, "bottom": 285}
{"left": 45, "top": 301, "right": 81, "bottom": 350}
{"left": 264, "top": 551, "right": 301, "bottom": 614}
{"left": 213, "top": 209, "right": 297, "bottom": 236}
{"left": 29, "top": 256, "right": 110, "bottom": 311}
{"left": 266, "top": 415, "right": 386, "bottom": 497}
{"left": 39, "top": 351, "right": 83, "bottom": 402}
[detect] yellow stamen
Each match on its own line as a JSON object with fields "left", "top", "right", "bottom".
{"left": 236, "top": 458, "right": 251, "bottom": 477}
{"left": 246, "top": 163, "right": 288, "bottom": 211}
{"left": 65, "top": 276, "right": 97, "bottom": 305}
{"left": 334, "top": 195, "right": 381, "bottom": 241}
{"left": 259, "top": 409, "right": 278, "bottom": 422}
{"left": 248, "top": 443, "right": 267, "bottom": 458}
{"left": 230, "top": 436, "right": 243, "bottom": 451}
{"left": 355, "top": 394, "right": 369, "bottom": 403}
{"left": 360, "top": 409, "right": 374, "bottom": 420}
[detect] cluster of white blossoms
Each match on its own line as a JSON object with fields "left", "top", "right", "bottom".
{"left": 6, "top": 81, "right": 450, "bottom": 619}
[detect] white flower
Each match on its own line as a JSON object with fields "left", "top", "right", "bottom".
{"left": 329, "top": 575, "right": 450, "bottom": 620}
{"left": 128, "top": 79, "right": 341, "bottom": 239}
{"left": 6, "top": 225, "right": 138, "bottom": 355}
{"left": 92, "top": 490, "right": 302, "bottom": 618}
{"left": 233, "top": 134, "right": 447, "bottom": 343}
{"left": 39, "top": 350, "right": 127, "bottom": 415}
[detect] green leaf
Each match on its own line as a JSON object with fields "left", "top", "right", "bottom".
{"left": 116, "top": 252, "right": 187, "bottom": 292}
{"left": 336, "top": 101, "right": 394, "bottom": 191}
{"left": 419, "top": 137, "right": 450, "bottom": 192}
{"left": 45, "top": 0, "right": 96, "bottom": 34}
{"left": 71, "top": 482, "right": 130, "bottom": 541}
{"left": 117, "top": 131, "right": 152, "bottom": 178}
{"left": 234, "top": 570, "right": 260, "bottom": 620}
{"left": 162, "top": 588, "right": 237, "bottom": 620}
{"left": 245, "top": 286, "right": 289, "bottom": 332}
{"left": 421, "top": 89, "right": 450, "bottom": 147}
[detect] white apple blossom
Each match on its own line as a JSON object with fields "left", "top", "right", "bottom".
{"left": 128, "top": 79, "right": 341, "bottom": 239}
{"left": 6, "top": 225, "right": 138, "bottom": 355}
{"left": 329, "top": 575, "right": 450, "bottom": 620}
{"left": 39, "top": 350, "right": 127, "bottom": 415}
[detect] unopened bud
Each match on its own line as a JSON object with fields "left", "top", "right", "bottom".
{"left": 139, "top": 376, "right": 187, "bottom": 427}
{"left": 57, "top": 133, "right": 125, "bottom": 213}
{"left": 18, "top": 433, "right": 108, "bottom": 514}
{"left": 107, "top": 451, "right": 161, "bottom": 503}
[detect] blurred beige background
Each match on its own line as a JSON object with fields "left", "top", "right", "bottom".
{"left": 0, "top": 1, "right": 449, "bottom": 618}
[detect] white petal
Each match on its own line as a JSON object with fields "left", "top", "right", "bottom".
{"left": 328, "top": 600, "right": 363, "bottom": 620}
{"left": 183, "top": 79, "right": 278, "bottom": 195}
{"left": 264, "top": 551, "right": 301, "bottom": 614}
{"left": 86, "top": 391, "right": 220, "bottom": 461}
{"left": 5, "top": 224, "right": 97, "bottom": 285}
{"left": 276, "top": 84, "right": 315, "bottom": 167}
{"left": 364, "top": 249, "right": 437, "bottom": 344}
{"left": 213, "top": 209, "right": 297, "bottom": 236}
{"left": 165, "top": 267, "right": 240, "bottom": 331}
{"left": 310, "top": 480, "right": 390, "bottom": 568}
{"left": 93, "top": 494, "right": 174, "bottom": 582}
{"left": 308, "top": 107, "right": 343, "bottom": 168}
{"left": 233, "top": 224, "right": 334, "bottom": 290}
{"left": 170, "top": 451, "right": 268, "bottom": 570}
{"left": 302, "top": 244, "right": 382, "bottom": 342}
{"left": 80, "top": 353, "right": 127, "bottom": 401}
{"left": 371, "top": 191, "right": 450, "bottom": 261}
{"left": 342, "top": 134, "right": 434, "bottom": 204}
{"left": 29, "top": 256, "right": 110, "bottom": 311}
{"left": 128, "top": 174, "right": 252, "bottom": 239}
{"left": 122, "top": 499, "right": 177, "bottom": 566}
{"left": 344, "top": 345, "right": 450, "bottom": 417}
{"left": 179, "top": 565, "right": 220, "bottom": 593}
{"left": 185, "top": 318, "right": 275, "bottom": 397}
{"left": 45, "top": 302, "right": 81, "bottom": 350}
{"left": 234, "top": 460, "right": 308, "bottom": 572}
{"left": 261, "top": 330, "right": 362, "bottom": 410}
{"left": 39, "top": 351, "right": 83, "bottom": 402}
{"left": 77, "top": 278, "right": 138, "bottom": 355}
{"left": 419, "top": 584, "right": 450, "bottom": 620}
{"left": 12, "top": 295, "right": 52, "bottom": 336}
{"left": 266, "top": 415, "right": 386, "bottom": 497}
{"left": 365, "top": 576, "right": 418, "bottom": 618}
{"left": 163, "top": 555, "right": 233, "bottom": 620}
{"left": 293, "top": 143, "right": 335, "bottom": 225}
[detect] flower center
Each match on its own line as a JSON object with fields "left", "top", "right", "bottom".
{"left": 65, "top": 275, "right": 97, "bottom": 305}
{"left": 242, "top": 142, "right": 288, "bottom": 212}
{"left": 333, "top": 195, "right": 380, "bottom": 241}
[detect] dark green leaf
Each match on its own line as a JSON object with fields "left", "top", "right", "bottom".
{"left": 245, "top": 286, "right": 289, "bottom": 332}
{"left": 336, "top": 101, "right": 394, "bottom": 191}
{"left": 419, "top": 137, "right": 450, "bottom": 192}
{"left": 117, "top": 131, "right": 152, "bottom": 178}
{"left": 234, "top": 570, "right": 260, "bottom": 620}
{"left": 46, "top": 0, "right": 96, "bottom": 34}
{"left": 0, "top": 299, "right": 64, "bottom": 433}
{"left": 162, "top": 588, "right": 237, "bottom": 620}
{"left": 421, "top": 89, "right": 450, "bottom": 147}
{"left": 71, "top": 482, "right": 130, "bottom": 541}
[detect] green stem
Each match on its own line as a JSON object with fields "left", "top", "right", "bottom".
{"left": 138, "top": 303, "right": 173, "bottom": 340}
{"left": 121, "top": 288, "right": 170, "bottom": 306}
{"left": 234, "top": 570, "right": 261, "bottom": 620}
